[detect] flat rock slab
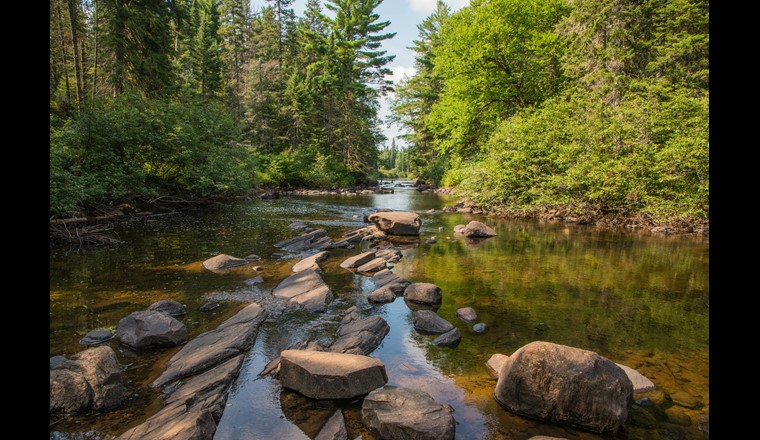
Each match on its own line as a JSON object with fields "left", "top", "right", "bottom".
{"left": 272, "top": 269, "right": 333, "bottom": 312}
{"left": 279, "top": 350, "right": 388, "bottom": 400}
{"left": 616, "top": 363, "right": 656, "bottom": 393}
{"left": 362, "top": 386, "right": 455, "bottom": 440}
{"left": 292, "top": 251, "right": 330, "bottom": 273}
{"left": 117, "top": 355, "right": 244, "bottom": 440}
{"left": 432, "top": 328, "right": 461, "bottom": 348}
{"left": 456, "top": 307, "right": 477, "bottom": 323}
{"left": 356, "top": 257, "right": 387, "bottom": 274}
{"left": 404, "top": 283, "right": 442, "bottom": 305}
{"left": 152, "top": 303, "right": 267, "bottom": 387}
{"left": 494, "top": 341, "right": 633, "bottom": 433}
{"left": 368, "top": 211, "right": 422, "bottom": 236}
{"left": 203, "top": 254, "right": 249, "bottom": 271}
{"left": 79, "top": 329, "right": 114, "bottom": 345}
{"left": 463, "top": 221, "right": 497, "bottom": 238}
{"left": 413, "top": 310, "right": 455, "bottom": 334}
{"left": 117, "top": 310, "right": 187, "bottom": 350}
{"left": 340, "top": 251, "right": 377, "bottom": 269}
{"left": 372, "top": 269, "right": 399, "bottom": 286}
{"left": 275, "top": 229, "right": 332, "bottom": 253}
{"left": 148, "top": 299, "right": 186, "bottom": 316}
{"left": 330, "top": 315, "right": 390, "bottom": 355}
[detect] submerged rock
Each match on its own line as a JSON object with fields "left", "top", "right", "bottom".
{"left": 367, "top": 211, "right": 422, "bottom": 236}
{"left": 116, "top": 310, "right": 187, "bottom": 350}
{"left": 279, "top": 350, "right": 388, "bottom": 399}
{"left": 202, "top": 254, "right": 249, "bottom": 271}
{"left": 200, "top": 301, "right": 220, "bottom": 312}
{"left": 315, "top": 410, "right": 348, "bottom": 440}
{"left": 494, "top": 341, "right": 633, "bottom": 433}
{"left": 272, "top": 269, "right": 333, "bottom": 313}
{"left": 147, "top": 299, "right": 186, "bottom": 317}
{"left": 362, "top": 386, "right": 455, "bottom": 440}
{"left": 79, "top": 329, "right": 114, "bottom": 345}
{"left": 473, "top": 323, "right": 487, "bottom": 333}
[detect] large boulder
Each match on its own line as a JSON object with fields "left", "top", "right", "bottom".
{"left": 494, "top": 341, "right": 633, "bottom": 433}
{"left": 340, "top": 251, "right": 377, "bottom": 269}
{"left": 279, "top": 350, "right": 388, "bottom": 399}
{"left": 292, "top": 251, "right": 330, "bottom": 273}
{"left": 272, "top": 269, "right": 333, "bottom": 312}
{"left": 362, "top": 386, "right": 455, "bottom": 440}
{"left": 404, "top": 283, "right": 442, "bottom": 305}
{"left": 152, "top": 303, "right": 267, "bottom": 387}
{"left": 116, "top": 310, "right": 187, "bottom": 349}
{"left": 368, "top": 211, "right": 422, "bottom": 236}
{"left": 202, "top": 254, "right": 249, "bottom": 270}
{"left": 329, "top": 315, "right": 390, "bottom": 355}
{"left": 50, "top": 346, "right": 122, "bottom": 414}
{"left": 148, "top": 299, "right": 186, "bottom": 316}
{"left": 412, "top": 310, "right": 454, "bottom": 334}
{"left": 463, "top": 221, "right": 497, "bottom": 238}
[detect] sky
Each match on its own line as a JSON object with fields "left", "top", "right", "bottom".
{"left": 250, "top": 0, "right": 471, "bottom": 148}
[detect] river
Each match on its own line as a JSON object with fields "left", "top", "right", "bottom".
{"left": 50, "top": 182, "right": 709, "bottom": 439}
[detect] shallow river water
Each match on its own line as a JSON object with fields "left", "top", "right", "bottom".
{"left": 50, "top": 183, "right": 709, "bottom": 439}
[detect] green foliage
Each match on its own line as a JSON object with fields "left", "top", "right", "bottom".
{"left": 394, "top": 0, "right": 708, "bottom": 223}
{"left": 50, "top": 95, "right": 254, "bottom": 216}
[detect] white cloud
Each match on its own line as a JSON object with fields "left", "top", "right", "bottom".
{"left": 388, "top": 65, "right": 418, "bottom": 86}
{"left": 409, "top": 0, "right": 470, "bottom": 14}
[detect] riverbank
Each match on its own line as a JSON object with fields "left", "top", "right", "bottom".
{"left": 434, "top": 188, "right": 709, "bottom": 236}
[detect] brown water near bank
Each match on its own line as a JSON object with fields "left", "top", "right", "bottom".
{"left": 50, "top": 183, "right": 708, "bottom": 439}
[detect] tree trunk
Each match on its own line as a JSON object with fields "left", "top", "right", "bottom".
{"left": 67, "top": 0, "right": 84, "bottom": 108}
{"left": 56, "top": 1, "right": 72, "bottom": 104}
{"left": 92, "top": 0, "right": 99, "bottom": 99}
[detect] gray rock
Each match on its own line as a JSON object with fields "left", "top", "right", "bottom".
{"left": 473, "top": 323, "right": 487, "bottom": 333}
{"left": 330, "top": 316, "right": 390, "bottom": 355}
{"left": 117, "top": 355, "right": 244, "bottom": 440}
{"left": 356, "top": 257, "right": 387, "bottom": 274}
{"left": 315, "top": 410, "right": 348, "bottom": 440}
{"left": 453, "top": 224, "right": 466, "bottom": 234}
{"left": 79, "top": 329, "right": 114, "bottom": 345}
{"left": 275, "top": 229, "right": 332, "bottom": 253}
{"left": 200, "top": 301, "right": 220, "bottom": 312}
{"left": 289, "top": 221, "right": 307, "bottom": 230}
{"left": 202, "top": 254, "right": 249, "bottom": 271}
{"left": 463, "top": 220, "right": 497, "bottom": 238}
{"left": 431, "top": 328, "right": 461, "bottom": 348}
{"left": 272, "top": 269, "right": 333, "bottom": 312}
{"left": 292, "top": 250, "right": 330, "bottom": 273}
{"left": 244, "top": 276, "right": 264, "bottom": 285}
{"left": 148, "top": 299, "right": 186, "bottom": 316}
{"left": 367, "top": 211, "right": 422, "bottom": 236}
{"left": 485, "top": 354, "right": 509, "bottom": 378}
{"left": 244, "top": 254, "right": 261, "bottom": 261}
{"left": 615, "top": 363, "right": 656, "bottom": 392}
{"left": 413, "top": 310, "right": 455, "bottom": 334}
{"left": 362, "top": 387, "right": 455, "bottom": 440}
{"left": 384, "top": 279, "right": 412, "bottom": 295}
{"left": 455, "top": 307, "right": 477, "bottom": 323}
{"left": 152, "top": 303, "right": 267, "bottom": 387}
{"left": 50, "top": 346, "right": 122, "bottom": 414}
{"left": 425, "top": 237, "right": 437, "bottom": 244}
{"left": 279, "top": 350, "right": 388, "bottom": 399}
{"left": 404, "top": 283, "right": 442, "bottom": 305}
{"left": 50, "top": 355, "right": 67, "bottom": 370}
{"left": 340, "top": 251, "right": 377, "bottom": 269}
{"left": 116, "top": 310, "right": 187, "bottom": 350}
{"left": 494, "top": 341, "right": 633, "bottom": 433}
{"left": 367, "top": 286, "right": 396, "bottom": 304}
{"left": 371, "top": 269, "right": 400, "bottom": 286}
{"left": 374, "top": 247, "right": 402, "bottom": 263}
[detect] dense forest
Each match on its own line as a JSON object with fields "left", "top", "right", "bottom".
{"left": 393, "top": 0, "right": 708, "bottom": 224}
{"left": 50, "top": 0, "right": 708, "bottom": 226}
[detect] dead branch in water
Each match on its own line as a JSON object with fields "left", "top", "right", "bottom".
{"left": 50, "top": 223, "right": 122, "bottom": 247}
